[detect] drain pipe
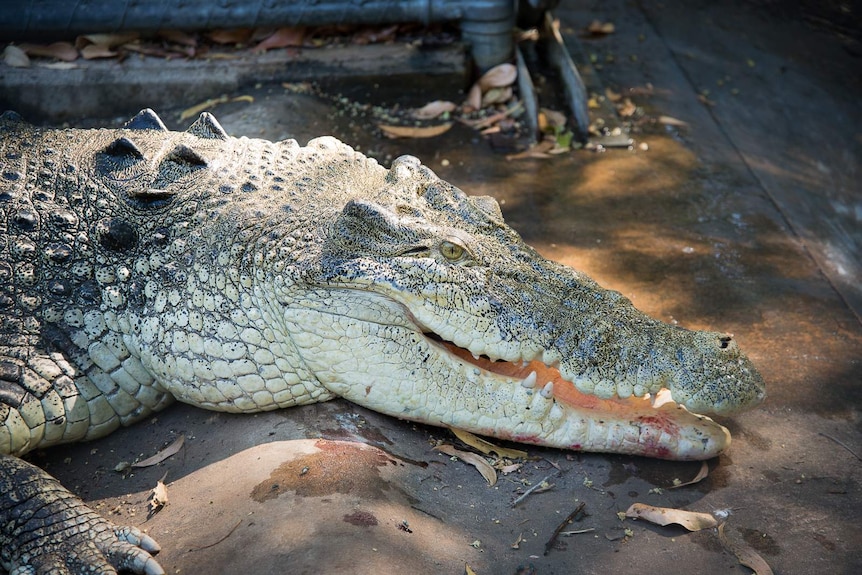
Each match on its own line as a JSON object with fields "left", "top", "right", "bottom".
{"left": 1, "top": 0, "right": 514, "bottom": 69}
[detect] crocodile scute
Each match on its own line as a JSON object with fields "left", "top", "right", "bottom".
{"left": 0, "top": 109, "right": 765, "bottom": 574}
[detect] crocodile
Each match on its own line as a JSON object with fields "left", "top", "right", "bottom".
{"left": 0, "top": 109, "right": 765, "bottom": 574}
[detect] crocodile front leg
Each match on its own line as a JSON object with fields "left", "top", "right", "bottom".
{"left": 0, "top": 454, "right": 164, "bottom": 575}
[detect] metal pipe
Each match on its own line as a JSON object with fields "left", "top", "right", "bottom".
{"left": 0, "top": 0, "right": 514, "bottom": 69}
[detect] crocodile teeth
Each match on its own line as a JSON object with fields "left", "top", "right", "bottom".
{"left": 540, "top": 382, "right": 554, "bottom": 398}
{"left": 521, "top": 371, "right": 537, "bottom": 388}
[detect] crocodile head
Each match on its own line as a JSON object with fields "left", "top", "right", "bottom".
{"left": 294, "top": 155, "right": 765, "bottom": 460}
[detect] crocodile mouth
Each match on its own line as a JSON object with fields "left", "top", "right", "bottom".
{"left": 423, "top": 332, "right": 682, "bottom": 415}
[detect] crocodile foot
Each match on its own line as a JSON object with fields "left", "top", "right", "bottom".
{"left": 1, "top": 454, "right": 164, "bottom": 575}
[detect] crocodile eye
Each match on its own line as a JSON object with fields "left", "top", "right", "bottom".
{"left": 439, "top": 239, "right": 466, "bottom": 261}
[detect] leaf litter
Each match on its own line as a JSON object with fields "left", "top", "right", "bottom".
{"left": 132, "top": 435, "right": 185, "bottom": 468}
{"left": 434, "top": 444, "right": 497, "bottom": 486}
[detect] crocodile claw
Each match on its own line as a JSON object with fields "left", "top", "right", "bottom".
{"left": 0, "top": 455, "right": 164, "bottom": 575}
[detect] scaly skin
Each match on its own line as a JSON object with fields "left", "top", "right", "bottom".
{"left": 0, "top": 110, "right": 765, "bottom": 573}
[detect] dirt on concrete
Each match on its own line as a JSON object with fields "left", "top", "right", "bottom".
{"left": 4, "top": 1, "right": 861, "bottom": 574}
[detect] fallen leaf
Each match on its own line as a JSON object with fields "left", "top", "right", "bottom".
{"left": 179, "top": 95, "right": 253, "bottom": 121}
{"left": 657, "top": 115, "right": 689, "bottom": 127}
{"left": 587, "top": 20, "right": 616, "bottom": 35}
{"left": 75, "top": 33, "right": 139, "bottom": 50}
{"left": 617, "top": 98, "right": 637, "bottom": 117}
{"left": 206, "top": 29, "right": 253, "bottom": 45}
{"left": 540, "top": 108, "right": 567, "bottom": 129}
{"left": 451, "top": 428, "right": 528, "bottom": 459}
{"left": 412, "top": 100, "right": 457, "bottom": 120}
{"left": 80, "top": 44, "right": 118, "bottom": 60}
{"left": 481, "top": 86, "right": 513, "bottom": 107}
{"left": 148, "top": 479, "right": 168, "bottom": 515}
{"left": 435, "top": 444, "right": 497, "bottom": 485}
{"left": 605, "top": 87, "right": 622, "bottom": 102}
{"left": 378, "top": 123, "right": 452, "bottom": 139}
{"left": 511, "top": 533, "right": 525, "bottom": 549}
{"left": 506, "top": 138, "right": 555, "bottom": 160}
{"left": 464, "top": 83, "right": 482, "bottom": 111}
{"left": 460, "top": 101, "right": 523, "bottom": 130}
{"left": 19, "top": 42, "right": 78, "bottom": 62}
{"left": 499, "top": 463, "right": 523, "bottom": 474}
{"left": 625, "top": 503, "right": 718, "bottom": 531}
{"left": 669, "top": 461, "right": 709, "bottom": 489}
{"left": 587, "top": 97, "right": 600, "bottom": 109}
{"left": 352, "top": 24, "right": 399, "bottom": 45}
{"left": 253, "top": 27, "right": 306, "bottom": 52}
{"left": 717, "top": 523, "right": 774, "bottom": 574}
{"left": 465, "top": 564, "right": 478, "bottom": 575}
{"left": 477, "top": 63, "right": 517, "bottom": 92}
{"left": 158, "top": 30, "right": 198, "bottom": 47}
{"left": 132, "top": 436, "right": 185, "bottom": 468}
{"left": 3, "top": 45, "right": 30, "bottom": 67}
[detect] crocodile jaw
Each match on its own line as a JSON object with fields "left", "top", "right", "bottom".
{"left": 285, "top": 291, "right": 731, "bottom": 461}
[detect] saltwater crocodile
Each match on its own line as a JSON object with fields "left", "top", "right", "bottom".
{"left": 0, "top": 109, "right": 764, "bottom": 573}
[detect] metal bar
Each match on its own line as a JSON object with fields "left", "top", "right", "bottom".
{"left": 0, "top": 0, "right": 514, "bottom": 69}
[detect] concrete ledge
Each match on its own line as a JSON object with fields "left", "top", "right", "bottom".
{"left": 0, "top": 42, "right": 467, "bottom": 120}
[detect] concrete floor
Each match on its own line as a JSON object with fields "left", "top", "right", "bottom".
{"left": 4, "top": 1, "right": 860, "bottom": 574}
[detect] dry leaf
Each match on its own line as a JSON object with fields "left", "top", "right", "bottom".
{"left": 499, "top": 463, "right": 523, "bottom": 474}
{"left": 76, "top": 33, "right": 139, "bottom": 49}
{"left": 80, "top": 44, "right": 118, "bottom": 60}
{"left": 352, "top": 24, "right": 399, "bottom": 45}
{"left": 206, "top": 29, "right": 253, "bottom": 45}
{"left": 618, "top": 98, "right": 637, "bottom": 117}
{"left": 657, "top": 115, "right": 689, "bottom": 127}
{"left": 378, "top": 123, "right": 452, "bottom": 139}
{"left": 179, "top": 95, "right": 253, "bottom": 121}
{"left": 132, "top": 436, "right": 185, "bottom": 468}
{"left": 3, "top": 45, "right": 30, "bottom": 68}
{"left": 465, "top": 564, "right": 478, "bottom": 575}
{"left": 451, "top": 428, "right": 528, "bottom": 459}
{"left": 625, "top": 503, "right": 718, "bottom": 531}
{"left": 253, "top": 27, "right": 306, "bottom": 52}
{"left": 148, "top": 480, "right": 168, "bottom": 514}
{"left": 511, "top": 533, "right": 525, "bottom": 549}
{"left": 481, "top": 86, "right": 512, "bottom": 107}
{"left": 540, "top": 108, "right": 568, "bottom": 129}
{"left": 587, "top": 20, "right": 616, "bottom": 35}
{"left": 669, "top": 461, "right": 709, "bottom": 489}
{"left": 412, "top": 100, "right": 457, "bottom": 120}
{"left": 159, "top": 30, "right": 198, "bottom": 47}
{"left": 605, "top": 87, "right": 622, "bottom": 102}
{"left": 717, "top": 523, "right": 774, "bottom": 575}
{"left": 460, "top": 101, "right": 523, "bottom": 130}
{"left": 506, "top": 138, "right": 555, "bottom": 160}
{"left": 464, "top": 83, "right": 482, "bottom": 112}
{"left": 435, "top": 444, "right": 497, "bottom": 485}
{"left": 477, "top": 63, "right": 517, "bottom": 92}
{"left": 20, "top": 42, "right": 78, "bottom": 62}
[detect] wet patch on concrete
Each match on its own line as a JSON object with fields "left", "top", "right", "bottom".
{"left": 250, "top": 439, "right": 399, "bottom": 502}
{"left": 342, "top": 509, "right": 379, "bottom": 527}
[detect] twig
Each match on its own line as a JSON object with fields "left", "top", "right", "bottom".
{"left": 188, "top": 518, "right": 243, "bottom": 551}
{"left": 561, "top": 528, "right": 595, "bottom": 536}
{"left": 511, "top": 474, "right": 553, "bottom": 507}
{"left": 819, "top": 432, "right": 862, "bottom": 462}
{"left": 544, "top": 502, "right": 587, "bottom": 555}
